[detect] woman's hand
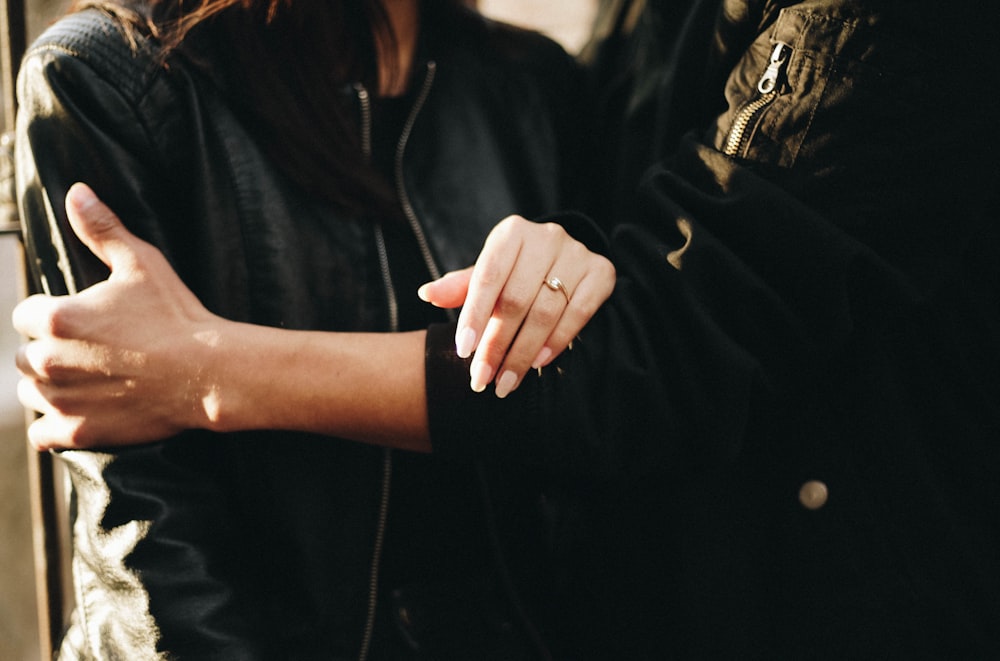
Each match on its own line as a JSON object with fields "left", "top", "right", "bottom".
{"left": 12, "top": 190, "right": 616, "bottom": 451}
{"left": 13, "top": 183, "right": 223, "bottom": 450}
{"left": 418, "top": 215, "right": 616, "bottom": 398}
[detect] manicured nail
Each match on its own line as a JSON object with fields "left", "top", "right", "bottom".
{"left": 494, "top": 370, "right": 518, "bottom": 399}
{"left": 417, "top": 283, "right": 431, "bottom": 302}
{"left": 455, "top": 327, "right": 476, "bottom": 359}
{"left": 470, "top": 361, "right": 493, "bottom": 393}
{"left": 531, "top": 346, "right": 553, "bottom": 369}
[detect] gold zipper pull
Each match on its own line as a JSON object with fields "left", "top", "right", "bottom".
{"left": 757, "top": 42, "right": 792, "bottom": 94}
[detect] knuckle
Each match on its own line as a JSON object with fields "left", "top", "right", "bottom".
{"left": 43, "top": 387, "right": 76, "bottom": 412}
{"left": 495, "top": 288, "right": 532, "bottom": 317}
{"left": 32, "top": 349, "right": 76, "bottom": 385}
{"left": 570, "top": 240, "right": 593, "bottom": 259}
{"left": 502, "top": 214, "right": 529, "bottom": 229}
{"left": 598, "top": 256, "right": 617, "bottom": 281}
{"left": 531, "top": 302, "right": 562, "bottom": 328}
{"left": 29, "top": 348, "right": 60, "bottom": 381}
{"left": 65, "top": 423, "right": 94, "bottom": 450}
{"left": 474, "top": 260, "right": 506, "bottom": 291}
{"left": 476, "top": 342, "right": 508, "bottom": 368}
{"left": 539, "top": 221, "right": 565, "bottom": 238}
{"left": 542, "top": 331, "right": 572, "bottom": 356}
{"left": 87, "top": 206, "right": 120, "bottom": 236}
{"left": 131, "top": 241, "right": 159, "bottom": 269}
{"left": 44, "top": 304, "right": 78, "bottom": 339}
{"left": 488, "top": 215, "right": 523, "bottom": 242}
{"left": 37, "top": 416, "right": 91, "bottom": 451}
{"left": 558, "top": 303, "right": 597, "bottom": 341}
{"left": 566, "top": 296, "right": 599, "bottom": 322}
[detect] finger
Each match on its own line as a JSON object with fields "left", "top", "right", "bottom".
{"left": 19, "top": 372, "right": 146, "bottom": 450}
{"left": 16, "top": 337, "right": 93, "bottom": 383}
{"left": 417, "top": 267, "right": 473, "bottom": 309}
{"left": 26, "top": 414, "right": 86, "bottom": 452}
{"left": 15, "top": 343, "right": 40, "bottom": 379}
{"left": 11, "top": 294, "right": 59, "bottom": 340}
{"left": 16, "top": 339, "right": 67, "bottom": 383}
{"left": 16, "top": 366, "right": 97, "bottom": 413}
{"left": 17, "top": 375, "right": 54, "bottom": 415}
{"left": 454, "top": 216, "right": 528, "bottom": 359}
{"left": 490, "top": 264, "right": 581, "bottom": 398}
{"left": 532, "top": 254, "right": 616, "bottom": 367}
{"left": 466, "top": 263, "right": 551, "bottom": 388}
{"left": 494, "top": 253, "right": 615, "bottom": 398}
{"left": 466, "top": 230, "right": 561, "bottom": 390}
{"left": 470, "top": 223, "right": 578, "bottom": 393}
{"left": 65, "top": 183, "right": 146, "bottom": 273}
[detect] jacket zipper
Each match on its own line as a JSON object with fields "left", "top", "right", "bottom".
{"left": 353, "top": 82, "right": 392, "bottom": 661}
{"left": 723, "top": 42, "right": 791, "bottom": 157}
{"left": 393, "top": 61, "right": 443, "bottom": 283}
{"left": 390, "top": 59, "right": 553, "bottom": 660}
{"left": 354, "top": 61, "right": 438, "bottom": 661}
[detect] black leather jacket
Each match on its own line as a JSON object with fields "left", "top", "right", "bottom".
{"left": 16, "top": 6, "right": 584, "bottom": 660}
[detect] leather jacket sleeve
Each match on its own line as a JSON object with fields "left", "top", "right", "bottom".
{"left": 17, "top": 14, "right": 262, "bottom": 660}
{"left": 16, "top": 8, "right": 600, "bottom": 659}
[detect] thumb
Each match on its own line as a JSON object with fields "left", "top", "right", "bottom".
{"left": 65, "top": 183, "right": 143, "bottom": 271}
{"left": 417, "top": 267, "right": 472, "bottom": 308}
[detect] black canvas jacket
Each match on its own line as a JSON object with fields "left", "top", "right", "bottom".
{"left": 425, "top": 0, "right": 1000, "bottom": 658}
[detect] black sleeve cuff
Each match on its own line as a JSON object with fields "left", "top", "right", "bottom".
{"left": 423, "top": 322, "right": 544, "bottom": 463}
{"left": 424, "top": 322, "right": 475, "bottom": 456}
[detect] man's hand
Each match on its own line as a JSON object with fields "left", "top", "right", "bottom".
{"left": 13, "top": 183, "right": 221, "bottom": 450}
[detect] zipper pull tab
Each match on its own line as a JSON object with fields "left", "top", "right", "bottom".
{"left": 757, "top": 42, "right": 791, "bottom": 94}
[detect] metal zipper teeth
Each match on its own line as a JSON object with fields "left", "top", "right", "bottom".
{"left": 359, "top": 222, "right": 395, "bottom": 661}
{"left": 722, "top": 42, "right": 791, "bottom": 158}
{"left": 355, "top": 61, "right": 438, "bottom": 661}
{"left": 354, "top": 81, "right": 394, "bottom": 661}
{"left": 723, "top": 90, "right": 777, "bottom": 156}
{"left": 394, "top": 61, "right": 442, "bottom": 282}
{"left": 358, "top": 446, "right": 393, "bottom": 661}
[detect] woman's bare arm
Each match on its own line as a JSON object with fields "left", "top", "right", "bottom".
{"left": 14, "top": 183, "right": 614, "bottom": 451}
{"left": 13, "top": 184, "right": 430, "bottom": 450}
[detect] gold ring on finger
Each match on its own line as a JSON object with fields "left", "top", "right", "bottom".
{"left": 543, "top": 276, "right": 571, "bottom": 304}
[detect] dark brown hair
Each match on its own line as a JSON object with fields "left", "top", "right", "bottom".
{"left": 69, "top": 0, "right": 452, "bottom": 216}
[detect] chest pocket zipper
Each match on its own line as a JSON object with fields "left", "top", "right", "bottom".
{"left": 723, "top": 42, "right": 792, "bottom": 157}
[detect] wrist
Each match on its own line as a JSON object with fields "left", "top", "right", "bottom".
{"left": 187, "top": 317, "right": 247, "bottom": 434}
{"left": 194, "top": 319, "right": 314, "bottom": 435}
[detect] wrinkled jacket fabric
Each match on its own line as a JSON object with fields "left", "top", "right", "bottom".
{"left": 426, "top": 0, "right": 1000, "bottom": 658}
{"left": 16, "top": 5, "right": 583, "bottom": 660}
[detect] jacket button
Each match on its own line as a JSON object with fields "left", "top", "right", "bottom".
{"left": 798, "top": 480, "right": 829, "bottom": 510}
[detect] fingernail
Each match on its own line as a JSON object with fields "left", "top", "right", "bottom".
{"left": 531, "top": 347, "right": 553, "bottom": 369}
{"left": 455, "top": 327, "right": 476, "bottom": 359}
{"left": 494, "top": 370, "right": 518, "bottom": 399}
{"left": 417, "top": 283, "right": 431, "bottom": 302}
{"left": 470, "top": 361, "right": 493, "bottom": 393}
{"left": 68, "top": 183, "right": 97, "bottom": 209}
{"left": 68, "top": 182, "right": 96, "bottom": 208}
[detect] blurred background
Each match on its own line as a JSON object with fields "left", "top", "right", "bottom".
{"left": 0, "top": 1, "right": 599, "bottom": 658}
{"left": 3, "top": 2, "right": 65, "bottom": 659}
